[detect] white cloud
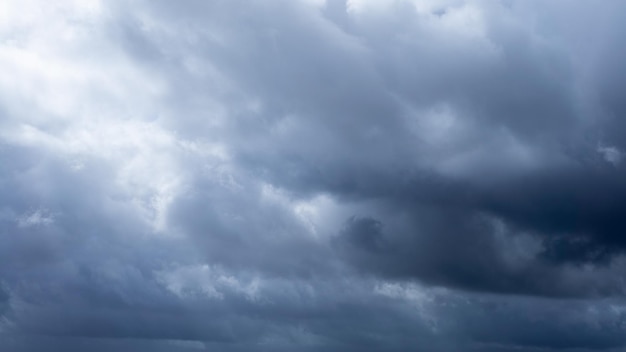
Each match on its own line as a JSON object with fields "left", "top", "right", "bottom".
{"left": 17, "top": 208, "right": 56, "bottom": 228}
{"left": 598, "top": 144, "right": 623, "bottom": 166}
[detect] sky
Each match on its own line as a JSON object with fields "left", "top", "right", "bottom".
{"left": 1, "top": 0, "right": 626, "bottom": 351}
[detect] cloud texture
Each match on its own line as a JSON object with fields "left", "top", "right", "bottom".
{"left": 1, "top": 0, "right": 626, "bottom": 350}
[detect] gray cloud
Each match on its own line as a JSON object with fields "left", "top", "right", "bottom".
{"left": 1, "top": 0, "right": 626, "bottom": 350}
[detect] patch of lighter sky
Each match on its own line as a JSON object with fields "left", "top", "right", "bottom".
{"left": 597, "top": 144, "right": 623, "bottom": 166}
{"left": 374, "top": 281, "right": 442, "bottom": 333}
{"left": 155, "top": 264, "right": 261, "bottom": 302}
{"left": 260, "top": 183, "right": 347, "bottom": 240}
{"left": 0, "top": 0, "right": 239, "bottom": 239}
{"left": 16, "top": 208, "right": 57, "bottom": 228}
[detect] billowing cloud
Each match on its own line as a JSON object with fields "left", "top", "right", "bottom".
{"left": 1, "top": 0, "right": 626, "bottom": 350}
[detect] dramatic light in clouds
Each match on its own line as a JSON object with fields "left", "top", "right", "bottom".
{"left": 2, "top": 1, "right": 626, "bottom": 351}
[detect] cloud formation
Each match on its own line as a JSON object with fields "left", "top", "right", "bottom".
{"left": 1, "top": 0, "right": 626, "bottom": 350}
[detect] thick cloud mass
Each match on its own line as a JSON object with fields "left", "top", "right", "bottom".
{"left": 1, "top": 0, "right": 626, "bottom": 350}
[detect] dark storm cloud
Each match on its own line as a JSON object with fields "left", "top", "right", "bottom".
{"left": 334, "top": 209, "right": 626, "bottom": 297}
{"left": 122, "top": 0, "right": 626, "bottom": 295}
{"left": 2, "top": 0, "right": 626, "bottom": 351}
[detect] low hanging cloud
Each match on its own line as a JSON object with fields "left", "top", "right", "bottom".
{"left": 1, "top": 0, "right": 626, "bottom": 351}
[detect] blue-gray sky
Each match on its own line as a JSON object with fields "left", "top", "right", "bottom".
{"left": 1, "top": 0, "right": 626, "bottom": 351}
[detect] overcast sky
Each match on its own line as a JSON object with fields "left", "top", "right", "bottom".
{"left": 1, "top": 0, "right": 626, "bottom": 351}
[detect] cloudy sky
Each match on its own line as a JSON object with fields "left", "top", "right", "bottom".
{"left": 1, "top": 0, "right": 626, "bottom": 351}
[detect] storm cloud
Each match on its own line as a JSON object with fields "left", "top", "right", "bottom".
{"left": 1, "top": 0, "right": 626, "bottom": 350}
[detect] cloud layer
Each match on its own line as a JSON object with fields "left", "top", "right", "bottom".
{"left": 1, "top": 0, "right": 626, "bottom": 350}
